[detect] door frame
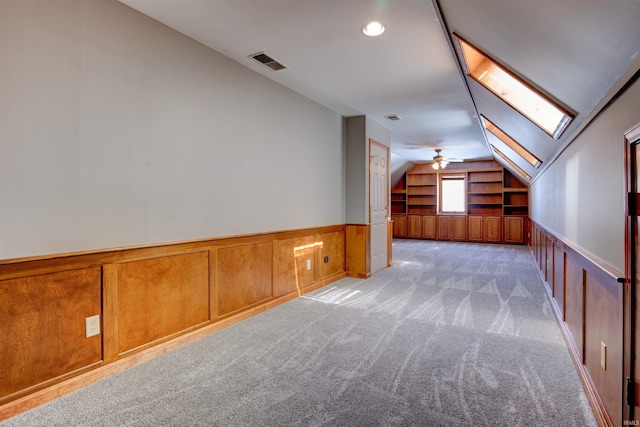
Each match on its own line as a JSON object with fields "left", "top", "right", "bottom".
{"left": 624, "top": 122, "right": 640, "bottom": 422}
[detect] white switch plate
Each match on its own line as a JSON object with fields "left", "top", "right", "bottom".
{"left": 306, "top": 259, "right": 311, "bottom": 270}
{"left": 601, "top": 341, "right": 607, "bottom": 370}
{"left": 86, "top": 315, "right": 100, "bottom": 338}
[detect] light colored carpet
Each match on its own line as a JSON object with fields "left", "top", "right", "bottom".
{"left": 1, "top": 239, "right": 597, "bottom": 426}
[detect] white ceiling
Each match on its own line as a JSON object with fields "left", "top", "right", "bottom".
{"left": 120, "top": 0, "right": 640, "bottom": 182}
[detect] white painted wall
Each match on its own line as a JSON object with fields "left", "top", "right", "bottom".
{"left": 530, "top": 79, "right": 640, "bottom": 273}
{"left": 345, "top": 116, "right": 367, "bottom": 224}
{"left": 0, "top": 0, "right": 344, "bottom": 259}
{"left": 345, "top": 116, "right": 390, "bottom": 224}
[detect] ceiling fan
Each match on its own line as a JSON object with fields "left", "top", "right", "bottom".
{"left": 431, "top": 149, "right": 463, "bottom": 170}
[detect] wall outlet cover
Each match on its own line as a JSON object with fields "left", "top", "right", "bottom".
{"left": 86, "top": 314, "right": 100, "bottom": 338}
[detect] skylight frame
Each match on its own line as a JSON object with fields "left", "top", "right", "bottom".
{"left": 490, "top": 145, "right": 531, "bottom": 181}
{"left": 481, "top": 115, "right": 542, "bottom": 169}
{"left": 455, "top": 34, "right": 573, "bottom": 140}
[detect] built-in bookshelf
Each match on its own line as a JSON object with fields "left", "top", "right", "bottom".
{"left": 467, "top": 170, "right": 503, "bottom": 216}
{"left": 503, "top": 169, "right": 529, "bottom": 216}
{"left": 391, "top": 175, "right": 407, "bottom": 214}
{"left": 406, "top": 173, "right": 437, "bottom": 215}
{"left": 391, "top": 161, "right": 529, "bottom": 244}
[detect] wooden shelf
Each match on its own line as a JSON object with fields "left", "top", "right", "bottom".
{"left": 407, "top": 174, "right": 436, "bottom": 186}
{"left": 392, "top": 161, "right": 529, "bottom": 243}
{"left": 391, "top": 175, "right": 407, "bottom": 214}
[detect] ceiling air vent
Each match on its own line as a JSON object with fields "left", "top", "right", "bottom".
{"left": 385, "top": 114, "right": 402, "bottom": 121}
{"left": 249, "top": 52, "right": 287, "bottom": 71}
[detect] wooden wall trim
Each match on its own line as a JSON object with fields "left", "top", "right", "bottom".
{"left": 0, "top": 225, "right": 349, "bottom": 422}
{"left": 346, "top": 224, "right": 371, "bottom": 278}
{"left": 529, "top": 221, "right": 620, "bottom": 426}
{"left": 529, "top": 220, "right": 624, "bottom": 285}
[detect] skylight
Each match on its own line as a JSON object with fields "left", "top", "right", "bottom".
{"left": 482, "top": 116, "right": 541, "bottom": 168}
{"left": 456, "top": 35, "right": 573, "bottom": 139}
{"left": 490, "top": 145, "right": 531, "bottom": 181}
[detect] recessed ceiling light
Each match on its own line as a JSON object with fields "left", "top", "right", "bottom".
{"left": 362, "top": 21, "right": 385, "bottom": 37}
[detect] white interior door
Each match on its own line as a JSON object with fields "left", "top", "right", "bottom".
{"left": 370, "top": 141, "right": 389, "bottom": 273}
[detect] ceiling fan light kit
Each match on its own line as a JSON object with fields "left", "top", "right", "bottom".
{"left": 432, "top": 149, "right": 450, "bottom": 170}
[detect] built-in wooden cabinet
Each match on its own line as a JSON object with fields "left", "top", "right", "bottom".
{"left": 468, "top": 216, "right": 484, "bottom": 242}
{"left": 503, "top": 216, "right": 525, "bottom": 244}
{"left": 422, "top": 215, "right": 436, "bottom": 239}
{"left": 451, "top": 216, "right": 467, "bottom": 241}
{"left": 391, "top": 214, "right": 406, "bottom": 238}
{"left": 391, "top": 161, "right": 528, "bottom": 244}
{"left": 485, "top": 216, "right": 503, "bottom": 242}
{"left": 437, "top": 216, "right": 451, "bottom": 240}
{"left": 407, "top": 215, "right": 422, "bottom": 238}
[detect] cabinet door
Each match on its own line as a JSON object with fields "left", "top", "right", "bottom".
{"left": 392, "top": 215, "right": 406, "bottom": 238}
{"left": 504, "top": 216, "right": 524, "bottom": 244}
{"left": 451, "top": 216, "right": 467, "bottom": 241}
{"left": 407, "top": 215, "right": 422, "bottom": 238}
{"left": 468, "top": 216, "right": 484, "bottom": 242}
{"left": 422, "top": 215, "right": 436, "bottom": 240}
{"left": 485, "top": 216, "right": 502, "bottom": 243}
{"left": 437, "top": 216, "right": 451, "bottom": 240}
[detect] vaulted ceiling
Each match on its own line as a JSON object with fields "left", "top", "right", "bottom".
{"left": 120, "top": 0, "right": 640, "bottom": 184}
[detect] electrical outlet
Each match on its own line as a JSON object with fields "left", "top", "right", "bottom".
{"left": 86, "top": 315, "right": 100, "bottom": 338}
{"left": 601, "top": 341, "right": 607, "bottom": 370}
{"left": 306, "top": 259, "right": 311, "bottom": 270}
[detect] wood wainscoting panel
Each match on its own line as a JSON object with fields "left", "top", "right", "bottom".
{"left": 218, "top": 242, "right": 273, "bottom": 317}
{"left": 553, "top": 244, "right": 566, "bottom": 318}
{"left": 545, "top": 238, "right": 553, "bottom": 288}
{"left": 540, "top": 234, "right": 547, "bottom": 273}
{"left": 536, "top": 228, "right": 543, "bottom": 268}
{"left": 528, "top": 221, "right": 625, "bottom": 427}
{"left": 584, "top": 270, "right": 623, "bottom": 424}
{"left": 565, "top": 253, "right": 585, "bottom": 361}
{"left": 346, "top": 225, "right": 368, "bottom": 278}
{"left": 274, "top": 235, "right": 315, "bottom": 297}
{"left": 319, "top": 230, "right": 346, "bottom": 279}
{"left": 0, "top": 268, "right": 102, "bottom": 401}
{"left": 116, "top": 251, "right": 210, "bottom": 354}
{"left": 0, "top": 224, "right": 349, "bottom": 420}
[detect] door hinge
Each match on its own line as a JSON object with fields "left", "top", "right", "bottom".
{"left": 629, "top": 192, "right": 640, "bottom": 216}
{"left": 627, "top": 377, "right": 636, "bottom": 407}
